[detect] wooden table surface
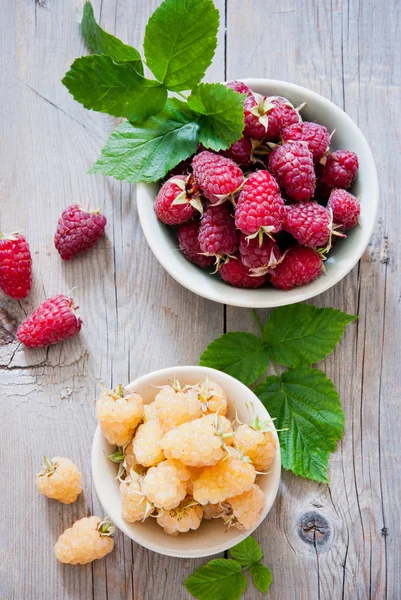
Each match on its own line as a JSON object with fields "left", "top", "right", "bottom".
{"left": 1, "top": 1, "right": 399, "bottom": 598}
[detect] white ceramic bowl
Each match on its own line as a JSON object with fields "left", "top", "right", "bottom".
{"left": 92, "top": 365, "right": 281, "bottom": 558}
{"left": 137, "top": 78, "right": 379, "bottom": 308}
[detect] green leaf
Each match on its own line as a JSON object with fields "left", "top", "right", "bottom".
{"left": 264, "top": 304, "right": 357, "bottom": 368}
{"left": 89, "top": 98, "right": 200, "bottom": 183}
{"left": 62, "top": 55, "right": 167, "bottom": 123}
{"left": 248, "top": 563, "right": 273, "bottom": 594}
{"left": 255, "top": 367, "right": 344, "bottom": 483}
{"left": 229, "top": 536, "right": 263, "bottom": 567}
{"left": 81, "top": 1, "right": 143, "bottom": 73}
{"left": 199, "top": 332, "right": 269, "bottom": 387}
{"left": 184, "top": 559, "right": 247, "bottom": 600}
{"left": 144, "top": 0, "right": 219, "bottom": 91}
{"left": 187, "top": 83, "right": 246, "bottom": 151}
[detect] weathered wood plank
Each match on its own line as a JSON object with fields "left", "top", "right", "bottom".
{"left": 226, "top": 0, "right": 400, "bottom": 598}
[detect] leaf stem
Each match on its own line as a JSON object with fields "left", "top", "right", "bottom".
{"left": 177, "top": 91, "right": 188, "bottom": 101}
{"left": 251, "top": 309, "right": 264, "bottom": 338}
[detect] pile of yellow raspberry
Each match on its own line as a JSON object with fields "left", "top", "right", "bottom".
{"left": 97, "top": 378, "right": 277, "bottom": 535}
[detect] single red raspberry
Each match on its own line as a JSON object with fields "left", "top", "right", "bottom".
{"left": 198, "top": 204, "right": 239, "bottom": 259}
{"left": 155, "top": 175, "right": 201, "bottom": 225}
{"left": 327, "top": 189, "right": 360, "bottom": 230}
{"left": 239, "top": 234, "right": 281, "bottom": 275}
{"left": 266, "top": 97, "right": 302, "bottom": 139}
{"left": 177, "top": 221, "right": 214, "bottom": 269}
{"left": 54, "top": 205, "right": 107, "bottom": 260}
{"left": 221, "top": 137, "right": 252, "bottom": 166}
{"left": 282, "top": 122, "right": 330, "bottom": 163}
{"left": 268, "top": 141, "right": 316, "bottom": 201}
{"left": 225, "top": 80, "right": 251, "bottom": 94}
{"left": 270, "top": 246, "right": 323, "bottom": 290}
{"left": 220, "top": 257, "right": 268, "bottom": 288}
{"left": 244, "top": 95, "right": 300, "bottom": 141}
{"left": 0, "top": 233, "right": 32, "bottom": 299}
{"left": 284, "top": 201, "right": 332, "bottom": 248}
{"left": 17, "top": 295, "right": 82, "bottom": 348}
{"left": 235, "top": 170, "right": 284, "bottom": 238}
{"left": 192, "top": 151, "right": 244, "bottom": 204}
{"left": 320, "top": 150, "right": 359, "bottom": 189}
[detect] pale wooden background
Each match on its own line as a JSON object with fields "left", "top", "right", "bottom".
{"left": 0, "top": 0, "right": 399, "bottom": 598}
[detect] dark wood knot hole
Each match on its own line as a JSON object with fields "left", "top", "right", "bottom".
{"left": 298, "top": 511, "right": 331, "bottom": 546}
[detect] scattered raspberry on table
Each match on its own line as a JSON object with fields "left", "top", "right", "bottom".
{"left": 0, "top": 233, "right": 32, "bottom": 298}
{"left": 54, "top": 204, "right": 107, "bottom": 260}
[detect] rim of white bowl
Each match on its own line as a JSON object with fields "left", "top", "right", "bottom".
{"left": 137, "top": 78, "right": 379, "bottom": 308}
{"left": 91, "top": 365, "right": 281, "bottom": 558}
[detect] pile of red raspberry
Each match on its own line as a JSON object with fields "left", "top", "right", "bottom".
{"left": 154, "top": 81, "right": 360, "bottom": 291}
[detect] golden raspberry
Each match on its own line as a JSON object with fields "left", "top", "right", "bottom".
{"left": 160, "top": 414, "right": 233, "bottom": 467}
{"left": 35, "top": 456, "right": 82, "bottom": 504}
{"left": 123, "top": 440, "right": 147, "bottom": 476}
{"left": 202, "top": 502, "right": 227, "bottom": 520}
{"left": 157, "top": 499, "right": 203, "bottom": 535}
{"left": 193, "top": 378, "right": 228, "bottom": 415}
{"left": 154, "top": 384, "right": 202, "bottom": 431}
{"left": 141, "top": 459, "right": 190, "bottom": 510}
{"left": 120, "top": 474, "right": 154, "bottom": 522}
{"left": 193, "top": 451, "right": 256, "bottom": 505}
{"left": 234, "top": 420, "right": 276, "bottom": 471}
{"left": 54, "top": 516, "right": 114, "bottom": 565}
{"left": 228, "top": 484, "right": 266, "bottom": 530}
{"left": 144, "top": 402, "right": 159, "bottom": 421}
{"left": 96, "top": 384, "right": 143, "bottom": 446}
{"left": 133, "top": 420, "right": 164, "bottom": 467}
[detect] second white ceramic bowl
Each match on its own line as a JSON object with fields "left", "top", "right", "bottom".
{"left": 92, "top": 365, "right": 281, "bottom": 558}
{"left": 137, "top": 78, "right": 379, "bottom": 308}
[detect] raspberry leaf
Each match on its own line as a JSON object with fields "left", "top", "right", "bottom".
{"left": 264, "top": 304, "right": 357, "bottom": 367}
{"left": 187, "top": 83, "right": 246, "bottom": 151}
{"left": 143, "top": 0, "right": 219, "bottom": 92}
{"left": 248, "top": 563, "right": 273, "bottom": 594}
{"left": 229, "top": 536, "right": 263, "bottom": 566}
{"left": 255, "top": 367, "right": 344, "bottom": 482}
{"left": 62, "top": 55, "right": 167, "bottom": 123}
{"left": 184, "top": 559, "right": 247, "bottom": 600}
{"left": 199, "top": 332, "right": 269, "bottom": 386}
{"left": 89, "top": 99, "right": 200, "bottom": 183}
{"left": 81, "top": 2, "right": 143, "bottom": 73}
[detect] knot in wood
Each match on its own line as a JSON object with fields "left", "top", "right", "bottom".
{"left": 298, "top": 511, "right": 331, "bottom": 546}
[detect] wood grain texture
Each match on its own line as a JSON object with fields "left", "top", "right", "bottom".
{"left": 0, "top": 0, "right": 399, "bottom": 599}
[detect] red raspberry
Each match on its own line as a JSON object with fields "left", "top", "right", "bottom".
{"left": 282, "top": 122, "right": 330, "bottom": 163}
{"left": 284, "top": 201, "right": 332, "bottom": 248}
{"left": 54, "top": 205, "right": 106, "bottom": 261}
{"left": 320, "top": 150, "right": 359, "bottom": 189}
{"left": 221, "top": 137, "right": 252, "bottom": 166}
{"left": 266, "top": 96, "right": 302, "bottom": 138}
{"left": 0, "top": 233, "right": 32, "bottom": 299}
{"left": 239, "top": 234, "right": 281, "bottom": 275}
{"left": 225, "top": 80, "right": 251, "bottom": 94}
{"left": 155, "top": 176, "right": 201, "bottom": 225}
{"left": 327, "top": 189, "right": 360, "bottom": 230}
{"left": 244, "top": 95, "right": 300, "bottom": 141}
{"left": 268, "top": 141, "right": 316, "bottom": 201}
{"left": 270, "top": 246, "right": 323, "bottom": 290}
{"left": 17, "top": 294, "right": 82, "bottom": 348}
{"left": 177, "top": 221, "right": 214, "bottom": 269}
{"left": 198, "top": 204, "right": 239, "bottom": 259}
{"left": 192, "top": 151, "right": 244, "bottom": 204}
{"left": 220, "top": 257, "right": 268, "bottom": 288}
{"left": 235, "top": 170, "right": 284, "bottom": 238}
